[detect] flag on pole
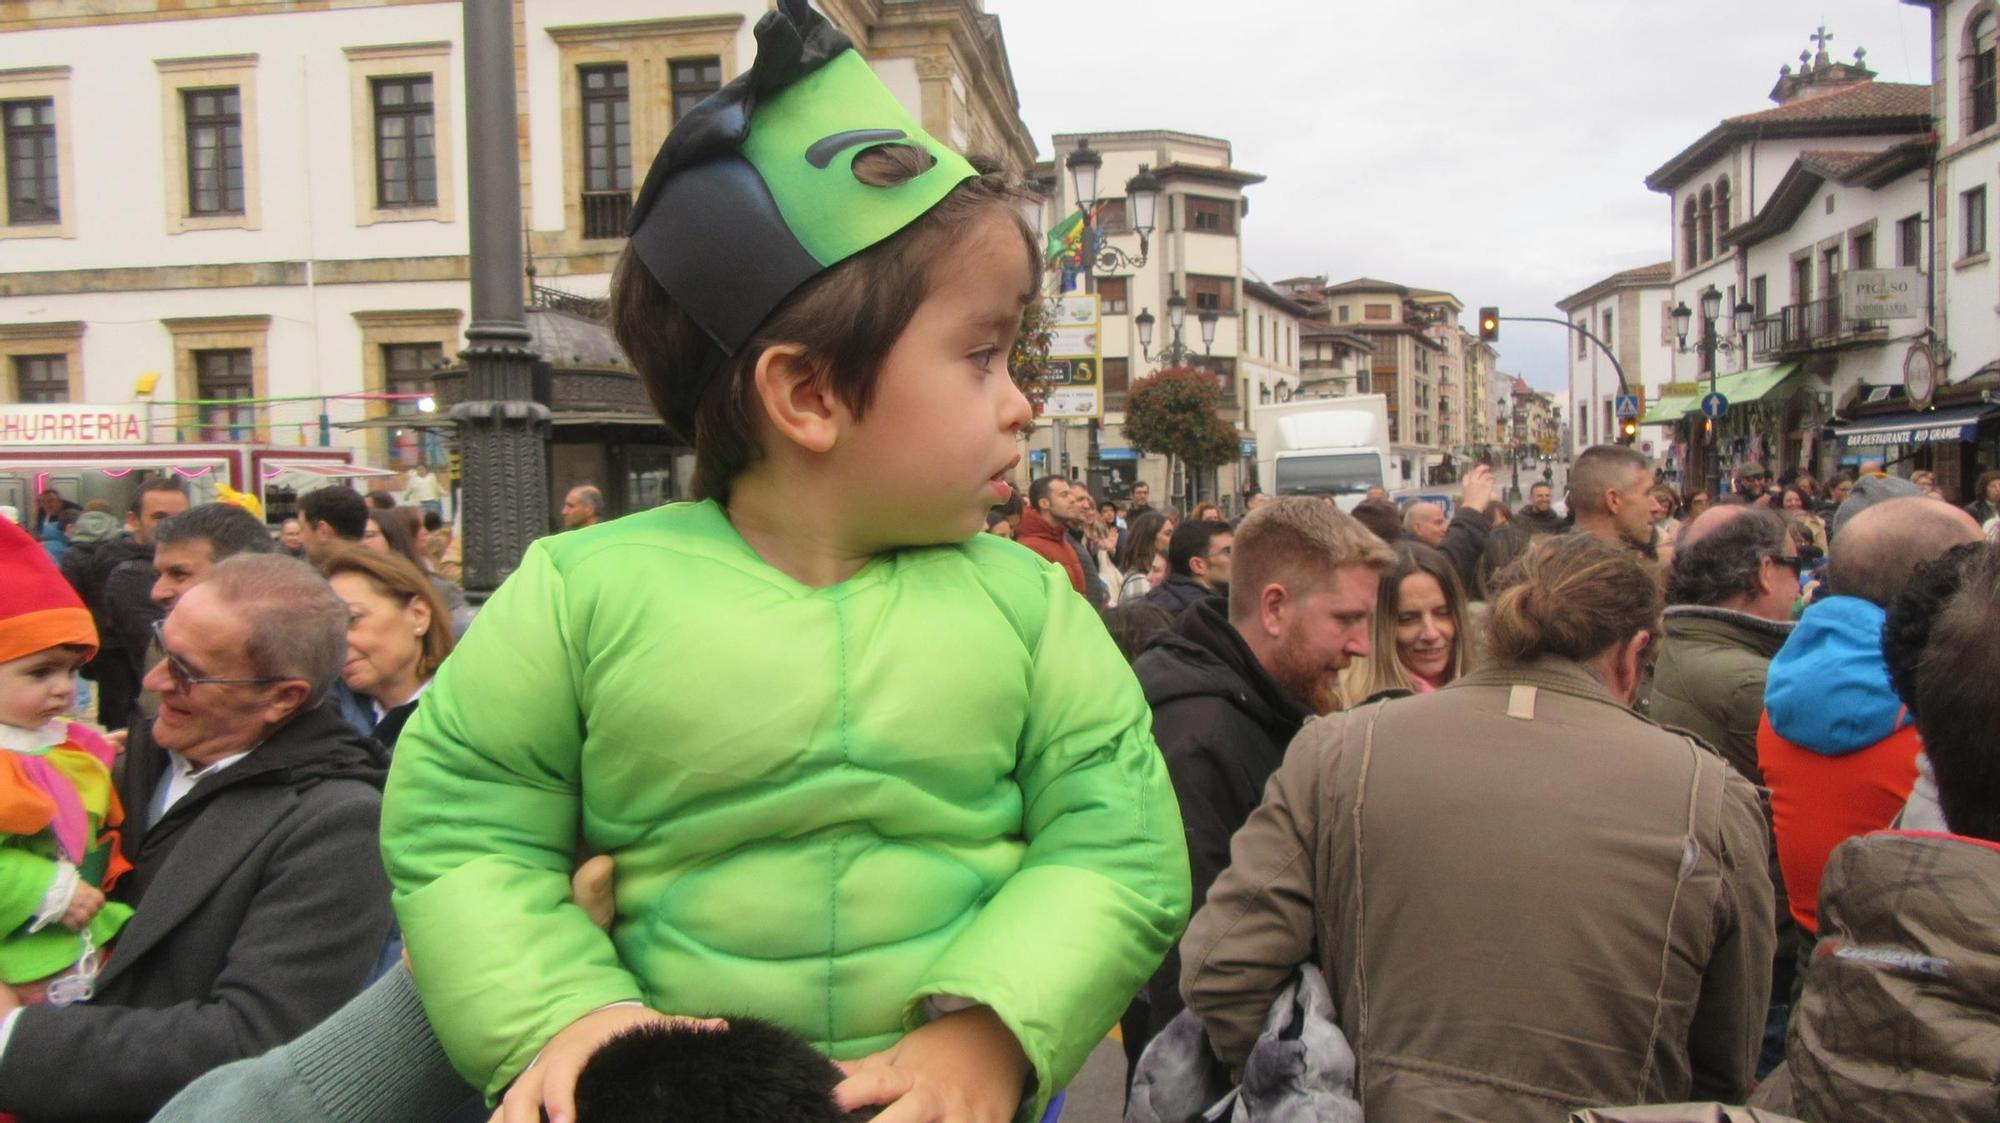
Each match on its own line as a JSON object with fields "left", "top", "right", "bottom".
{"left": 1045, "top": 209, "right": 1084, "bottom": 267}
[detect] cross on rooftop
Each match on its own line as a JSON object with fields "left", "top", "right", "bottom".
{"left": 1811, "top": 24, "right": 1834, "bottom": 55}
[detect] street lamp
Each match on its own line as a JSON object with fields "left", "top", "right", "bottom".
{"left": 1671, "top": 288, "right": 1757, "bottom": 494}
{"left": 1064, "top": 138, "right": 1160, "bottom": 271}
{"left": 1060, "top": 138, "right": 1166, "bottom": 498}
{"left": 1134, "top": 289, "right": 1217, "bottom": 367}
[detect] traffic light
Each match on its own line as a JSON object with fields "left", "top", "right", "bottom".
{"left": 1478, "top": 307, "right": 1500, "bottom": 342}
{"left": 1619, "top": 418, "right": 1639, "bottom": 444}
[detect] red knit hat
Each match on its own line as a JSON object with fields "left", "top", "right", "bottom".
{"left": 0, "top": 519, "right": 97, "bottom": 665}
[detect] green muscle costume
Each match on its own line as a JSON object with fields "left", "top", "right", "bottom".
{"left": 380, "top": 503, "right": 1190, "bottom": 1113}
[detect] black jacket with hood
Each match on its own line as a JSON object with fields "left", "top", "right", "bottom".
{"left": 1130, "top": 599, "right": 1311, "bottom": 1039}
{"left": 1144, "top": 574, "right": 1222, "bottom": 617}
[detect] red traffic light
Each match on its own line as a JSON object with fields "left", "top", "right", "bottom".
{"left": 1478, "top": 307, "right": 1499, "bottom": 342}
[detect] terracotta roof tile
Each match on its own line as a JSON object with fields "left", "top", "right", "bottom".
{"left": 1324, "top": 277, "right": 1410, "bottom": 294}
{"left": 1796, "top": 148, "right": 1890, "bottom": 179}
{"left": 1724, "top": 81, "right": 1930, "bottom": 125}
{"left": 1647, "top": 81, "right": 1931, "bottom": 192}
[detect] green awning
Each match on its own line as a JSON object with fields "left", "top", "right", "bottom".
{"left": 1637, "top": 362, "right": 1800, "bottom": 424}
{"left": 1713, "top": 361, "right": 1801, "bottom": 404}
{"left": 1640, "top": 393, "right": 1696, "bottom": 425}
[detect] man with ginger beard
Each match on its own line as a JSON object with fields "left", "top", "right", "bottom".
{"left": 1124, "top": 498, "right": 1394, "bottom": 1059}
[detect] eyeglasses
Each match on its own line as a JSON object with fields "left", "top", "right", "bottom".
{"left": 150, "top": 620, "right": 293, "bottom": 693}
{"left": 1767, "top": 554, "right": 1805, "bottom": 576}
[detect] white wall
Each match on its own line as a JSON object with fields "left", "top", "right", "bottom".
{"left": 522, "top": 0, "right": 765, "bottom": 233}
{"left": 1739, "top": 168, "right": 1929, "bottom": 405}
{"left": 0, "top": 3, "right": 471, "bottom": 273}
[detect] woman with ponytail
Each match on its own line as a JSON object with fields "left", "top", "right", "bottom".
{"left": 1182, "top": 533, "right": 1776, "bottom": 1120}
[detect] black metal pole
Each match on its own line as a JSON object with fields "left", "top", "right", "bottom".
{"left": 455, "top": 0, "right": 548, "bottom": 594}
{"left": 1495, "top": 315, "right": 1629, "bottom": 398}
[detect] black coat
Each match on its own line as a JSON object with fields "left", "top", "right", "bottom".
{"left": 0, "top": 703, "right": 394, "bottom": 1122}
{"left": 1512, "top": 506, "right": 1569, "bottom": 537}
{"left": 1129, "top": 599, "right": 1310, "bottom": 1038}
{"left": 1433, "top": 507, "right": 1491, "bottom": 600}
{"left": 60, "top": 535, "right": 149, "bottom": 650}
{"left": 1144, "top": 574, "right": 1221, "bottom": 617}
{"left": 103, "top": 556, "right": 163, "bottom": 659}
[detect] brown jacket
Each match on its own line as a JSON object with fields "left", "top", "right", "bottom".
{"left": 1015, "top": 508, "right": 1085, "bottom": 594}
{"left": 1182, "top": 657, "right": 1774, "bottom": 1122}
{"left": 1751, "top": 831, "right": 2000, "bottom": 1122}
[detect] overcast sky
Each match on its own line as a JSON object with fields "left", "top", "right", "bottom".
{"left": 984, "top": 0, "right": 1934, "bottom": 392}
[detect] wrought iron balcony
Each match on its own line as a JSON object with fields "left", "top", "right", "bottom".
{"left": 1751, "top": 294, "right": 1888, "bottom": 359}
{"left": 582, "top": 190, "right": 633, "bottom": 240}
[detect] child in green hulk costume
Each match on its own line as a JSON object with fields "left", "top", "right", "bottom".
{"left": 378, "top": 3, "right": 1190, "bottom": 1122}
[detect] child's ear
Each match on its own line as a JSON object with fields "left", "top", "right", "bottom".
{"left": 752, "top": 345, "right": 842, "bottom": 455}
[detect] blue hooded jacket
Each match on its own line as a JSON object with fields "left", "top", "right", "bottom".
{"left": 1763, "top": 595, "right": 1912, "bottom": 756}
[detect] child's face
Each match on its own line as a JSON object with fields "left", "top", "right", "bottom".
{"left": 836, "top": 210, "right": 1036, "bottom": 544}
{"left": 0, "top": 647, "right": 87, "bottom": 730}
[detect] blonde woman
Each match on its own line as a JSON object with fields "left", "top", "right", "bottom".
{"left": 1339, "top": 541, "right": 1471, "bottom": 707}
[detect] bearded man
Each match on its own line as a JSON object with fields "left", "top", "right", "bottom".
{"left": 1124, "top": 497, "right": 1393, "bottom": 1054}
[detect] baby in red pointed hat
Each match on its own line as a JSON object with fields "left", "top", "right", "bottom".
{"left": 0, "top": 518, "right": 132, "bottom": 1013}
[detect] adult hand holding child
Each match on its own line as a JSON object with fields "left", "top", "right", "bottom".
{"left": 833, "top": 1005, "right": 1030, "bottom": 1123}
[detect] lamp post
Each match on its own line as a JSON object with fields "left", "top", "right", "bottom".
{"left": 1671, "top": 288, "right": 1756, "bottom": 496}
{"left": 1133, "top": 290, "right": 1219, "bottom": 367}
{"left": 455, "top": 0, "right": 548, "bottom": 595}
{"left": 1061, "top": 138, "right": 1161, "bottom": 492}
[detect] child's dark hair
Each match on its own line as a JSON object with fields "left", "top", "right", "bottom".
{"left": 612, "top": 146, "right": 1040, "bottom": 502}
{"left": 572, "top": 1016, "right": 846, "bottom": 1123}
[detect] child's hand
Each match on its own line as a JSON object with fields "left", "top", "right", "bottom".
{"left": 61, "top": 883, "right": 104, "bottom": 931}
{"left": 489, "top": 1006, "right": 727, "bottom": 1123}
{"left": 833, "top": 1006, "right": 1029, "bottom": 1123}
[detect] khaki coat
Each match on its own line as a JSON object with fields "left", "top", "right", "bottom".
{"left": 1182, "top": 657, "right": 1775, "bottom": 1122}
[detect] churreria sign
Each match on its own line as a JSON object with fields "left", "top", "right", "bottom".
{"left": 0, "top": 405, "right": 146, "bottom": 444}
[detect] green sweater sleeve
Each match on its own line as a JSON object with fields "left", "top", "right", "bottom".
{"left": 907, "top": 564, "right": 1191, "bottom": 1111}
{"left": 0, "top": 844, "right": 64, "bottom": 933}
{"left": 379, "top": 544, "right": 643, "bottom": 1100}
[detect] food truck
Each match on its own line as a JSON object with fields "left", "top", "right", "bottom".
{"left": 0, "top": 402, "right": 394, "bottom": 526}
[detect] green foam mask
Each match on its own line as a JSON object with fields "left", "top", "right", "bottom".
{"left": 626, "top": 0, "right": 977, "bottom": 373}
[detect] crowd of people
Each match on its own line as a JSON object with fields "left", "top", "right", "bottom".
{"left": 5, "top": 450, "right": 1994, "bottom": 1123}
{"left": 1, "top": 3, "right": 1996, "bottom": 1118}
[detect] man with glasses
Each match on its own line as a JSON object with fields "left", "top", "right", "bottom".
{"left": 1647, "top": 505, "right": 1802, "bottom": 1077}
{"left": 0, "top": 555, "right": 393, "bottom": 1121}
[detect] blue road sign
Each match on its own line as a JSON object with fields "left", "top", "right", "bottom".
{"left": 1701, "top": 392, "right": 1729, "bottom": 420}
{"left": 1614, "top": 394, "right": 1640, "bottom": 419}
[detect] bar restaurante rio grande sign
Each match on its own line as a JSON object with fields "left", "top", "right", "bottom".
{"left": 0, "top": 404, "right": 146, "bottom": 445}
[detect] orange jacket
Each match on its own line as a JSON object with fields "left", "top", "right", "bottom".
{"left": 1757, "top": 711, "right": 1921, "bottom": 933}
